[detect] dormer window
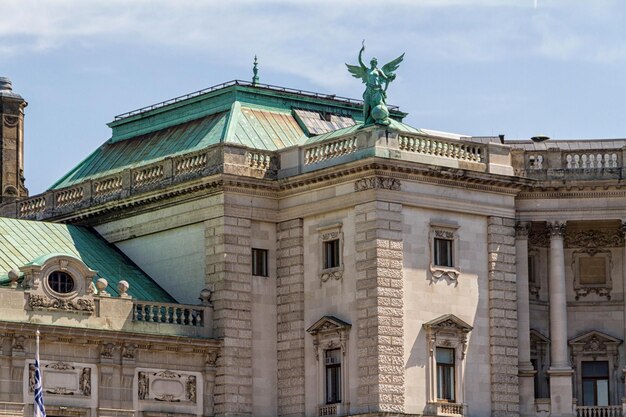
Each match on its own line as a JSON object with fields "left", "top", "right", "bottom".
{"left": 48, "top": 271, "right": 75, "bottom": 294}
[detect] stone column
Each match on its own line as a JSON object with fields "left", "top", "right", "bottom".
{"left": 515, "top": 222, "right": 535, "bottom": 416}
{"left": 354, "top": 201, "right": 404, "bottom": 414}
{"left": 276, "top": 219, "right": 305, "bottom": 417}
{"left": 487, "top": 217, "right": 519, "bottom": 417}
{"left": 546, "top": 221, "right": 573, "bottom": 417}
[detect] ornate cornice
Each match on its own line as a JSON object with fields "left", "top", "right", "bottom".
{"left": 354, "top": 176, "right": 401, "bottom": 191}
{"left": 515, "top": 221, "right": 530, "bottom": 238}
{"left": 564, "top": 229, "right": 624, "bottom": 251}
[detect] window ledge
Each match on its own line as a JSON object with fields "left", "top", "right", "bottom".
{"left": 426, "top": 401, "right": 466, "bottom": 416}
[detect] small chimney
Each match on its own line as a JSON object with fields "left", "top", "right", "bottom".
{"left": 0, "top": 76, "right": 28, "bottom": 204}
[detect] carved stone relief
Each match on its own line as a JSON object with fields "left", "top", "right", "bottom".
{"left": 571, "top": 250, "right": 613, "bottom": 300}
{"left": 354, "top": 176, "right": 401, "bottom": 192}
{"left": 136, "top": 369, "right": 201, "bottom": 405}
{"left": 26, "top": 361, "right": 94, "bottom": 397}
{"left": 565, "top": 229, "right": 624, "bottom": 255}
{"left": 28, "top": 294, "right": 95, "bottom": 313}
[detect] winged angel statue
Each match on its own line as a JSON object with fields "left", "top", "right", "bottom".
{"left": 346, "top": 41, "right": 404, "bottom": 126}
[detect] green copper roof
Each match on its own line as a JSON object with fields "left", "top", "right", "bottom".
{"left": 50, "top": 81, "right": 408, "bottom": 190}
{"left": 0, "top": 217, "right": 174, "bottom": 302}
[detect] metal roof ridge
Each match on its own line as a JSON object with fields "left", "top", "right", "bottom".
{"left": 112, "top": 79, "right": 402, "bottom": 123}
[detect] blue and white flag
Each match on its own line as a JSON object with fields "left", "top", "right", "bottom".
{"left": 33, "top": 331, "right": 46, "bottom": 417}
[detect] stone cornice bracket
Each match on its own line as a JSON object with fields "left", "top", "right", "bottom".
{"left": 515, "top": 221, "right": 530, "bottom": 238}
{"left": 546, "top": 221, "right": 566, "bottom": 238}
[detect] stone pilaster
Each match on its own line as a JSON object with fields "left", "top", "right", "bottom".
{"left": 206, "top": 216, "right": 253, "bottom": 417}
{"left": 515, "top": 222, "right": 535, "bottom": 417}
{"left": 354, "top": 201, "right": 404, "bottom": 413}
{"left": 276, "top": 219, "right": 305, "bottom": 417}
{"left": 487, "top": 216, "right": 519, "bottom": 417}
{"left": 546, "top": 221, "right": 574, "bottom": 417}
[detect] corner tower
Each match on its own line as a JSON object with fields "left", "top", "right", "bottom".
{"left": 0, "top": 77, "right": 28, "bottom": 202}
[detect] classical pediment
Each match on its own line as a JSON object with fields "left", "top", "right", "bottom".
{"left": 569, "top": 330, "right": 621, "bottom": 355}
{"left": 423, "top": 314, "right": 473, "bottom": 333}
{"left": 306, "top": 315, "right": 351, "bottom": 336}
{"left": 530, "top": 329, "right": 550, "bottom": 344}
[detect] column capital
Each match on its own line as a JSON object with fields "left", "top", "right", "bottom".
{"left": 546, "top": 221, "right": 566, "bottom": 238}
{"left": 620, "top": 221, "right": 626, "bottom": 236}
{"left": 515, "top": 221, "right": 531, "bottom": 238}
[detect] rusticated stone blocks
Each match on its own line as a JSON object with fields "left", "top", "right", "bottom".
{"left": 206, "top": 216, "right": 253, "bottom": 417}
{"left": 487, "top": 216, "right": 519, "bottom": 417}
{"left": 276, "top": 219, "right": 305, "bottom": 417}
{"left": 355, "top": 201, "right": 405, "bottom": 413}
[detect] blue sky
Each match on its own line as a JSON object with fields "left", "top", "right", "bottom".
{"left": 2, "top": 0, "right": 626, "bottom": 194}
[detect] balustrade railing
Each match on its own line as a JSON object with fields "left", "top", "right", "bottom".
{"left": 304, "top": 136, "right": 357, "bottom": 165}
{"left": 18, "top": 196, "right": 46, "bottom": 217}
{"left": 318, "top": 405, "right": 337, "bottom": 416}
{"left": 55, "top": 186, "right": 84, "bottom": 207}
{"left": 565, "top": 152, "right": 620, "bottom": 169}
{"left": 133, "top": 164, "right": 164, "bottom": 187}
{"left": 427, "top": 401, "right": 465, "bottom": 416}
{"left": 94, "top": 176, "right": 123, "bottom": 196}
{"left": 399, "top": 135, "right": 484, "bottom": 163}
{"left": 247, "top": 151, "right": 272, "bottom": 169}
{"left": 175, "top": 152, "right": 207, "bottom": 175}
{"left": 132, "top": 302, "right": 205, "bottom": 327}
{"left": 575, "top": 405, "right": 622, "bottom": 417}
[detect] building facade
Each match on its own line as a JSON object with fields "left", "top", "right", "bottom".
{"left": 1, "top": 76, "right": 625, "bottom": 417}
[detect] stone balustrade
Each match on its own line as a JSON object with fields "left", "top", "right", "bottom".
{"left": 318, "top": 404, "right": 337, "bottom": 416}
{"left": 133, "top": 164, "right": 164, "bottom": 187}
{"left": 94, "top": 175, "right": 124, "bottom": 196}
{"left": 18, "top": 195, "right": 46, "bottom": 217}
{"left": 175, "top": 151, "right": 207, "bottom": 175}
{"left": 132, "top": 301, "right": 205, "bottom": 327}
{"left": 427, "top": 401, "right": 465, "bottom": 416}
{"left": 304, "top": 136, "right": 358, "bottom": 165}
{"left": 55, "top": 186, "right": 84, "bottom": 207}
{"left": 565, "top": 152, "right": 620, "bottom": 169}
{"left": 399, "top": 134, "right": 485, "bottom": 163}
{"left": 246, "top": 150, "right": 273, "bottom": 169}
{"left": 575, "top": 405, "right": 622, "bottom": 417}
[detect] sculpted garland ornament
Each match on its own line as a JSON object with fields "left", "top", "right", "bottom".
{"left": 28, "top": 294, "right": 95, "bottom": 313}
{"left": 346, "top": 41, "right": 404, "bottom": 126}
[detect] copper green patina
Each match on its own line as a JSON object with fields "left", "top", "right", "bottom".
{"left": 0, "top": 217, "right": 174, "bottom": 301}
{"left": 346, "top": 41, "right": 404, "bottom": 126}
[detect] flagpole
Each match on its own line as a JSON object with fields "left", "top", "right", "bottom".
{"left": 34, "top": 330, "right": 46, "bottom": 417}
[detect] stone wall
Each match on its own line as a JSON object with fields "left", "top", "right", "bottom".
{"left": 354, "top": 201, "right": 405, "bottom": 413}
{"left": 487, "top": 216, "right": 519, "bottom": 417}
{"left": 276, "top": 219, "right": 305, "bottom": 417}
{"left": 206, "top": 216, "right": 253, "bottom": 417}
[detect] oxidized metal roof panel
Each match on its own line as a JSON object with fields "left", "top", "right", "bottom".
{"left": 0, "top": 217, "right": 174, "bottom": 302}
{"left": 51, "top": 112, "right": 228, "bottom": 189}
{"left": 230, "top": 107, "right": 304, "bottom": 150}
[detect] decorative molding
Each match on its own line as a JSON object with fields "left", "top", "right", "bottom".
{"left": 122, "top": 343, "right": 137, "bottom": 359}
{"left": 529, "top": 228, "right": 550, "bottom": 248}
{"left": 154, "top": 370, "right": 181, "bottom": 379}
{"left": 546, "top": 221, "right": 566, "bottom": 237}
{"left": 515, "top": 221, "right": 530, "bottom": 238}
{"left": 320, "top": 269, "right": 342, "bottom": 283}
{"left": 46, "top": 361, "right": 75, "bottom": 371}
{"left": 28, "top": 294, "right": 95, "bottom": 313}
{"left": 564, "top": 229, "right": 624, "bottom": 254}
{"left": 354, "top": 176, "right": 401, "bottom": 192}
{"left": 3, "top": 115, "right": 19, "bottom": 127}
{"left": 136, "top": 368, "right": 202, "bottom": 407}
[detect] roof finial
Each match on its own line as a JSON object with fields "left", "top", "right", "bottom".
{"left": 252, "top": 55, "right": 259, "bottom": 86}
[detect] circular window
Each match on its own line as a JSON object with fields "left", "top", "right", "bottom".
{"left": 48, "top": 271, "right": 75, "bottom": 294}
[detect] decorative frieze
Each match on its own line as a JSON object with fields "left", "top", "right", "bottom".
{"left": 26, "top": 361, "right": 94, "bottom": 397}
{"left": 564, "top": 229, "right": 624, "bottom": 254}
{"left": 28, "top": 294, "right": 95, "bottom": 313}
{"left": 354, "top": 176, "right": 401, "bottom": 192}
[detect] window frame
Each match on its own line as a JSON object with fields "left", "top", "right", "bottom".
{"left": 436, "top": 347, "right": 456, "bottom": 402}
{"left": 251, "top": 248, "right": 269, "bottom": 277}
{"left": 318, "top": 223, "right": 344, "bottom": 284}
{"left": 581, "top": 361, "right": 609, "bottom": 406}
{"left": 423, "top": 314, "right": 472, "bottom": 414}
{"left": 429, "top": 222, "right": 460, "bottom": 283}
{"left": 324, "top": 348, "right": 342, "bottom": 404}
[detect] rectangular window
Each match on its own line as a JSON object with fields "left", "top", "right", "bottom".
{"left": 323, "top": 239, "right": 341, "bottom": 269}
{"left": 528, "top": 256, "right": 536, "bottom": 284}
{"left": 325, "top": 349, "right": 341, "bottom": 404}
{"left": 436, "top": 347, "right": 455, "bottom": 401}
{"left": 582, "top": 361, "right": 609, "bottom": 406}
{"left": 434, "top": 238, "right": 453, "bottom": 267}
{"left": 252, "top": 248, "right": 268, "bottom": 277}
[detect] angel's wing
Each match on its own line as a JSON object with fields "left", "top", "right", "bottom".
{"left": 345, "top": 63, "right": 367, "bottom": 82}
{"left": 381, "top": 53, "right": 405, "bottom": 78}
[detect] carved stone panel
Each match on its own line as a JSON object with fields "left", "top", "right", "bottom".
{"left": 24, "top": 361, "right": 95, "bottom": 404}
{"left": 134, "top": 368, "right": 203, "bottom": 415}
{"left": 354, "top": 176, "right": 401, "bottom": 192}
